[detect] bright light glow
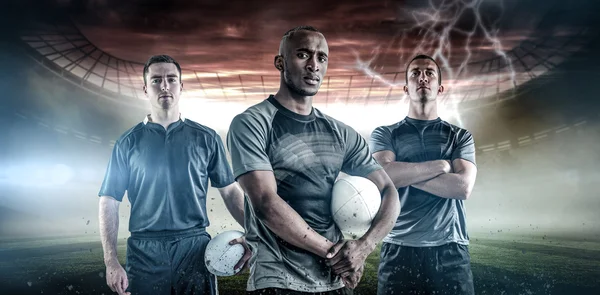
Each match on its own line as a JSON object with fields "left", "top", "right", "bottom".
{"left": 50, "top": 164, "right": 74, "bottom": 185}
{"left": 179, "top": 98, "right": 251, "bottom": 132}
{"left": 177, "top": 95, "right": 459, "bottom": 134}
{"left": 316, "top": 101, "right": 409, "bottom": 133}
{"left": 2, "top": 163, "right": 74, "bottom": 187}
{"left": 317, "top": 97, "right": 461, "bottom": 133}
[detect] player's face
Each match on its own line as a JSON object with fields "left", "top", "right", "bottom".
{"left": 405, "top": 58, "right": 443, "bottom": 102}
{"left": 282, "top": 31, "right": 329, "bottom": 96}
{"left": 144, "top": 63, "right": 183, "bottom": 110}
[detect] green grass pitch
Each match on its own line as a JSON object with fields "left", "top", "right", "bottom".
{"left": 0, "top": 233, "right": 599, "bottom": 294}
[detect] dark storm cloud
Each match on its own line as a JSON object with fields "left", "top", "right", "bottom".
{"left": 58, "top": 0, "right": 399, "bottom": 74}
{"left": 43, "top": 0, "right": 598, "bottom": 77}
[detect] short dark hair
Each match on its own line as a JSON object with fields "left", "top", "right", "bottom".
{"left": 279, "top": 26, "right": 321, "bottom": 54}
{"left": 283, "top": 25, "right": 320, "bottom": 39}
{"left": 142, "top": 55, "right": 182, "bottom": 85}
{"left": 405, "top": 54, "right": 442, "bottom": 84}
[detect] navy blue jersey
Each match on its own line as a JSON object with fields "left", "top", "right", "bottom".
{"left": 99, "top": 115, "right": 234, "bottom": 233}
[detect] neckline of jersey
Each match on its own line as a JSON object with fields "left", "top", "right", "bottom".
{"left": 405, "top": 116, "right": 441, "bottom": 126}
{"left": 267, "top": 95, "right": 316, "bottom": 122}
{"left": 143, "top": 117, "right": 185, "bottom": 133}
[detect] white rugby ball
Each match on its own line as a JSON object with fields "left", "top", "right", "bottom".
{"left": 204, "top": 230, "right": 245, "bottom": 276}
{"left": 331, "top": 176, "right": 381, "bottom": 239}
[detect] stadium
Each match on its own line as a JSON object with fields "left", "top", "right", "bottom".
{"left": 1, "top": 0, "right": 599, "bottom": 294}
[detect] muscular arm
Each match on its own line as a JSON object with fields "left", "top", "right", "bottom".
{"left": 412, "top": 159, "right": 477, "bottom": 200}
{"left": 359, "top": 168, "right": 400, "bottom": 250}
{"left": 217, "top": 182, "right": 245, "bottom": 228}
{"left": 237, "top": 170, "right": 335, "bottom": 258}
{"left": 327, "top": 169, "right": 400, "bottom": 283}
{"left": 99, "top": 196, "right": 120, "bottom": 265}
{"left": 373, "top": 150, "right": 450, "bottom": 188}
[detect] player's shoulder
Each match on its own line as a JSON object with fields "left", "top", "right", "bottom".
{"left": 313, "top": 108, "right": 359, "bottom": 137}
{"left": 182, "top": 119, "right": 218, "bottom": 138}
{"left": 440, "top": 119, "right": 472, "bottom": 136}
{"left": 231, "top": 99, "right": 277, "bottom": 128}
{"left": 315, "top": 108, "right": 348, "bottom": 128}
{"left": 115, "top": 122, "right": 145, "bottom": 146}
{"left": 373, "top": 120, "right": 405, "bottom": 134}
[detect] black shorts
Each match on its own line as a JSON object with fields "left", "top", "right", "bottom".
{"left": 125, "top": 227, "right": 216, "bottom": 295}
{"left": 377, "top": 242, "right": 474, "bottom": 295}
{"left": 247, "top": 287, "right": 353, "bottom": 295}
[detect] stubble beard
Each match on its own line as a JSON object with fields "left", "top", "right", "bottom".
{"left": 284, "top": 66, "right": 318, "bottom": 97}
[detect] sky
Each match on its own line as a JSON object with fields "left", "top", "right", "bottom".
{"left": 7, "top": 0, "right": 594, "bottom": 132}
{"left": 53, "top": 0, "right": 589, "bottom": 76}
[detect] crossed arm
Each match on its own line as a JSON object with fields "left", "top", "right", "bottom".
{"left": 373, "top": 150, "right": 477, "bottom": 200}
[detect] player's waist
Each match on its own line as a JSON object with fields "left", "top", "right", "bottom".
{"left": 384, "top": 230, "right": 469, "bottom": 247}
{"left": 130, "top": 225, "right": 207, "bottom": 239}
{"left": 248, "top": 258, "right": 343, "bottom": 290}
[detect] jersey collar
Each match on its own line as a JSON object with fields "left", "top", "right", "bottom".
{"left": 143, "top": 113, "right": 186, "bottom": 125}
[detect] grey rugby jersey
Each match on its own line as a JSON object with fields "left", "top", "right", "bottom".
{"left": 227, "top": 95, "right": 381, "bottom": 292}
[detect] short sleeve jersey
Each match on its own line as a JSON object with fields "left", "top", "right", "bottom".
{"left": 370, "top": 117, "right": 476, "bottom": 247}
{"left": 227, "top": 96, "right": 382, "bottom": 292}
{"left": 98, "top": 116, "right": 235, "bottom": 233}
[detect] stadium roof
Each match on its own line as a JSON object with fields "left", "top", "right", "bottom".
{"left": 18, "top": 20, "right": 593, "bottom": 110}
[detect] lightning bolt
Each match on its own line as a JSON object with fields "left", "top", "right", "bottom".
{"left": 354, "top": 0, "right": 517, "bottom": 126}
{"left": 352, "top": 48, "right": 404, "bottom": 88}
